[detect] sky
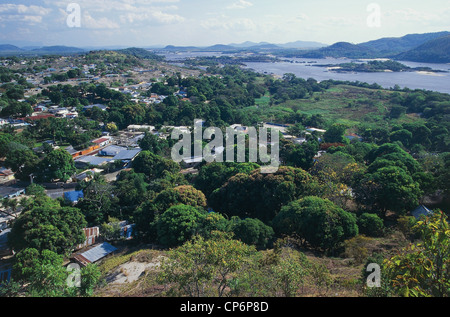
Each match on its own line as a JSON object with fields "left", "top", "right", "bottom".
{"left": 0, "top": 0, "right": 449, "bottom": 48}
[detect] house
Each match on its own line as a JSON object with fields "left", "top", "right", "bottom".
{"left": 411, "top": 205, "right": 434, "bottom": 220}
{"left": 99, "top": 145, "right": 127, "bottom": 157}
{"left": 264, "top": 123, "right": 289, "bottom": 134}
{"left": 127, "top": 125, "right": 155, "bottom": 132}
{"left": 72, "top": 242, "right": 117, "bottom": 267}
{"left": 0, "top": 186, "right": 25, "bottom": 199}
{"left": 181, "top": 156, "right": 203, "bottom": 168}
{"left": 73, "top": 169, "right": 102, "bottom": 182}
{"left": 83, "top": 104, "right": 108, "bottom": 112}
{"left": 112, "top": 149, "right": 142, "bottom": 162}
{"left": 0, "top": 228, "right": 12, "bottom": 258}
{"left": 92, "top": 137, "right": 112, "bottom": 148}
{"left": 0, "top": 263, "right": 12, "bottom": 285}
{"left": 293, "top": 137, "right": 307, "bottom": 145}
{"left": 64, "top": 190, "right": 84, "bottom": 204}
{"left": 34, "top": 105, "right": 48, "bottom": 112}
{"left": 306, "top": 127, "right": 327, "bottom": 134}
{"left": 345, "top": 133, "right": 363, "bottom": 142}
{"left": 75, "top": 227, "right": 100, "bottom": 250}
{"left": 0, "top": 168, "right": 15, "bottom": 184}
{"left": 75, "top": 156, "right": 112, "bottom": 168}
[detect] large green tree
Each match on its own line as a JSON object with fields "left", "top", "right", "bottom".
{"left": 36, "top": 149, "right": 76, "bottom": 182}
{"left": 273, "top": 196, "right": 358, "bottom": 251}
{"left": 209, "top": 166, "right": 314, "bottom": 222}
{"left": 8, "top": 196, "right": 87, "bottom": 255}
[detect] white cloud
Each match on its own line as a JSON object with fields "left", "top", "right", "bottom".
{"left": 120, "top": 10, "right": 184, "bottom": 25}
{"left": 83, "top": 12, "right": 120, "bottom": 29}
{"left": 0, "top": 4, "right": 52, "bottom": 16}
{"left": 227, "top": 0, "right": 253, "bottom": 10}
{"left": 201, "top": 17, "right": 256, "bottom": 32}
{"left": 0, "top": 4, "right": 51, "bottom": 25}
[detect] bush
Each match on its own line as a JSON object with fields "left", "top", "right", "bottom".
{"left": 358, "top": 213, "right": 385, "bottom": 237}
{"left": 231, "top": 217, "right": 274, "bottom": 249}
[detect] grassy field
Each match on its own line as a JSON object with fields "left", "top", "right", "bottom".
{"left": 257, "top": 84, "right": 425, "bottom": 128}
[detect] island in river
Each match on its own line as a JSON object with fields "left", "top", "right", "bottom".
{"left": 313, "top": 59, "right": 447, "bottom": 74}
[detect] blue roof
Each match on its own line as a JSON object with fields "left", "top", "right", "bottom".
{"left": 64, "top": 190, "right": 84, "bottom": 202}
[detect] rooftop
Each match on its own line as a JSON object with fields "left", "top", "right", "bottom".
{"left": 73, "top": 242, "right": 117, "bottom": 266}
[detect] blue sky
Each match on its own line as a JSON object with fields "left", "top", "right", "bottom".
{"left": 0, "top": 0, "right": 449, "bottom": 47}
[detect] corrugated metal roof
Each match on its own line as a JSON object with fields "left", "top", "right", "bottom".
{"left": 75, "top": 156, "right": 112, "bottom": 166}
{"left": 112, "top": 149, "right": 141, "bottom": 161}
{"left": 75, "top": 242, "right": 117, "bottom": 265}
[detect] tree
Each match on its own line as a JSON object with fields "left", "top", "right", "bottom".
{"left": 194, "top": 162, "right": 259, "bottom": 199}
{"left": 357, "top": 213, "right": 385, "bottom": 237}
{"left": 355, "top": 166, "right": 422, "bottom": 217}
{"left": 77, "top": 176, "right": 119, "bottom": 226}
{"left": 138, "top": 132, "right": 170, "bottom": 156}
{"left": 8, "top": 196, "right": 87, "bottom": 255}
{"left": 12, "top": 248, "right": 70, "bottom": 297}
{"left": 156, "top": 204, "right": 207, "bottom": 247}
{"left": 272, "top": 196, "right": 358, "bottom": 252}
{"left": 209, "top": 166, "right": 314, "bottom": 223}
{"left": 158, "top": 231, "right": 256, "bottom": 297}
{"left": 231, "top": 217, "right": 274, "bottom": 249}
{"left": 4, "top": 142, "right": 39, "bottom": 181}
{"left": 324, "top": 123, "right": 348, "bottom": 144}
{"left": 384, "top": 211, "right": 450, "bottom": 297}
{"left": 152, "top": 185, "right": 207, "bottom": 213}
{"left": 280, "top": 139, "right": 319, "bottom": 170}
{"left": 133, "top": 150, "right": 180, "bottom": 181}
{"left": 12, "top": 248, "right": 101, "bottom": 297}
{"left": 36, "top": 149, "right": 76, "bottom": 182}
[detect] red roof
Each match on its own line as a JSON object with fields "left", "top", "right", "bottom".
{"left": 20, "top": 114, "right": 55, "bottom": 121}
{"left": 92, "top": 137, "right": 109, "bottom": 144}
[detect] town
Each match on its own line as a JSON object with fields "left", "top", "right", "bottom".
{"left": 0, "top": 37, "right": 449, "bottom": 298}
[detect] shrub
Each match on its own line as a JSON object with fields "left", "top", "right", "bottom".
{"left": 358, "top": 213, "right": 385, "bottom": 237}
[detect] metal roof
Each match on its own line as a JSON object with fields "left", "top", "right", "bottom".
{"left": 74, "top": 242, "right": 117, "bottom": 266}
{"left": 75, "top": 156, "right": 112, "bottom": 166}
{"left": 112, "top": 149, "right": 141, "bottom": 161}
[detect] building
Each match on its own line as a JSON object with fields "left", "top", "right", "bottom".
{"left": 75, "top": 227, "right": 100, "bottom": 250}
{"left": 99, "top": 145, "right": 127, "bottom": 157}
{"left": 83, "top": 104, "right": 108, "bottom": 112}
{"left": 0, "top": 186, "right": 25, "bottom": 199}
{"left": 411, "top": 205, "right": 434, "bottom": 220}
{"left": 0, "top": 168, "right": 15, "bottom": 184}
{"left": 0, "top": 228, "right": 12, "bottom": 258}
{"left": 92, "top": 137, "right": 112, "bottom": 148}
{"left": 0, "top": 263, "right": 12, "bottom": 285}
{"left": 127, "top": 125, "right": 155, "bottom": 132}
{"left": 64, "top": 190, "right": 84, "bottom": 204}
{"left": 112, "top": 149, "right": 142, "bottom": 162}
{"left": 72, "top": 242, "right": 117, "bottom": 267}
{"left": 75, "top": 156, "right": 112, "bottom": 168}
{"left": 306, "top": 127, "right": 327, "bottom": 134}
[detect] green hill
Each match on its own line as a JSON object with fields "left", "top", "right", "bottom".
{"left": 359, "top": 31, "right": 450, "bottom": 56}
{"left": 396, "top": 35, "right": 450, "bottom": 63}
{"left": 297, "top": 42, "right": 378, "bottom": 59}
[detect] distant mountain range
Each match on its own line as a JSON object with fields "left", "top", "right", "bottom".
{"left": 285, "top": 31, "right": 450, "bottom": 62}
{"left": 0, "top": 45, "right": 85, "bottom": 56}
{"left": 0, "top": 31, "right": 449, "bottom": 63}
{"left": 161, "top": 40, "right": 327, "bottom": 52}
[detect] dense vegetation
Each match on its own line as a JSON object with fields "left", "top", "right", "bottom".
{"left": 0, "top": 52, "right": 449, "bottom": 298}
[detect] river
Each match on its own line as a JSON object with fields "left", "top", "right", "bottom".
{"left": 159, "top": 52, "right": 450, "bottom": 94}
